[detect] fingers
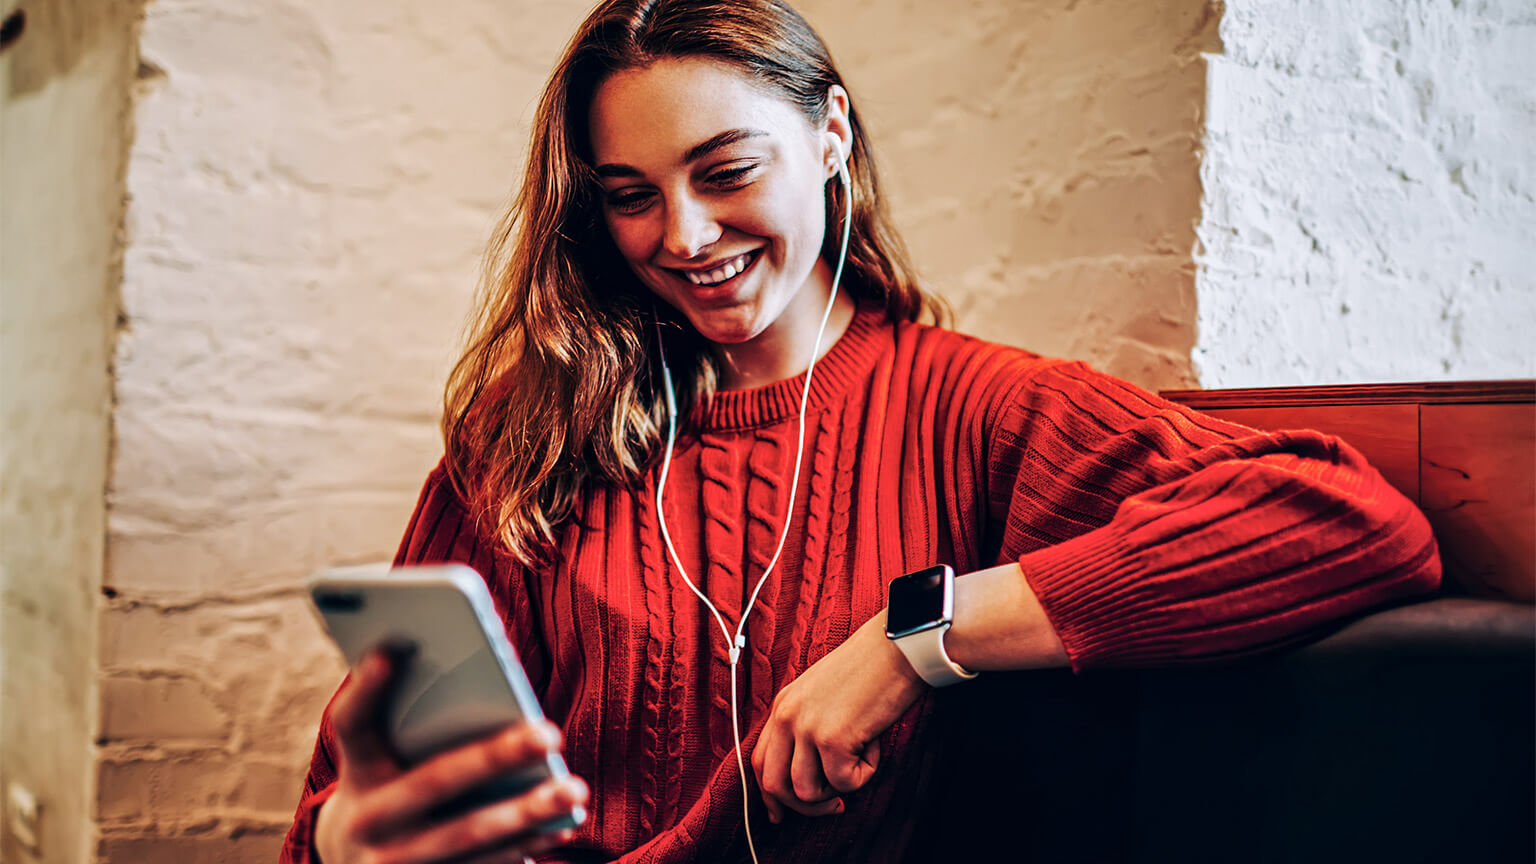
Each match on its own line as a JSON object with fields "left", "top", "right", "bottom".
{"left": 788, "top": 739, "right": 836, "bottom": 806}
{"left": 332, "top": 644, "right": 413, "bottom": 786}
{"left": 776, "top": 756, "right": 843, "bottom": 818}
{"left": 371, "top": 775, "right": 588, "bottom": 864}
{"left": 356, "top": 720, "right": 566, "bottom": 835}
{"left": 447, "top": 828, "right": 573, "bottom": 864}
{"left": 759, "top": 791, "right": 785, "bottom": 826}
{"left": 445, "top": 826, "right": 573, "bottom": 864}
{"left": 752, "top": 723, "right": 792, "bottom": 824}
{"left": 780, "top": 794, "right": 843, "bottom": 818}
{"left": 754, "top": 728, "right": 843, "bottom": 820}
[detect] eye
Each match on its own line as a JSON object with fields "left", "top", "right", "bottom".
{"left": 705, "top": 163, "right": 758, "bottom": 189}
{"left": 605, "top": 188, "right": 654, "bottom": 216}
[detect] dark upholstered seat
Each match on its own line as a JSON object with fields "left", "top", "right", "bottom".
{"left": 917, "top": 598, "right": 1535, "bottom": 864}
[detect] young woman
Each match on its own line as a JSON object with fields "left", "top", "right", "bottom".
{"left": 282, "top": 1, "right": 1441, "bottom": 862}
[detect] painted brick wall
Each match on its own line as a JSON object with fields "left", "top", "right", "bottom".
{"left": 1196, "top": 0, "right": 1536, "bottom": 386}
{"left": 802, "top": 0, "right": 1217, "bottom": 389}
{"left": 104, "top": 1, "right": 590, "bottom": 859}
{"left": 105, "top": 0, "right": 1213, "bottom": 859}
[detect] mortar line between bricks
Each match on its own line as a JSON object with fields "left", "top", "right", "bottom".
{"left": 103, "top": 583, "right": 313, "bottom": 612}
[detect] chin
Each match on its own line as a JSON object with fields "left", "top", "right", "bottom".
{"left": 685, "top": 305, "right": 767, "bottom": 345}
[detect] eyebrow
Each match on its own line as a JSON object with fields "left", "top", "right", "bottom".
{"left": 594, "top": 128, "right": 770, "bottom": 179}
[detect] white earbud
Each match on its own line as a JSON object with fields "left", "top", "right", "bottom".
{"left": 654, "top": 126, "right": 855, "bottom": 864}
{"left": 829, "top": 135, "right": 850, "bottom": 185}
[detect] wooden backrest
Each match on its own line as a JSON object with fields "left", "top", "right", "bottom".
{"left": 1161, "top": 381, "right": 1536, "bottom": 603}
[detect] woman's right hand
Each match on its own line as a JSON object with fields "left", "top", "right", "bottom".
{"left": 313, "top": 645, "right": 589, "bottom": 864}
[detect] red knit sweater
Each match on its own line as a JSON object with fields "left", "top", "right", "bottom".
{"left": 281, "top": 304, "right": 1440, "bottom": 863}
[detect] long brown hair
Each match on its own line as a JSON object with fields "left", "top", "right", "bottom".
{"left": 444, "top": 0, "right": 947, "bottom": 566}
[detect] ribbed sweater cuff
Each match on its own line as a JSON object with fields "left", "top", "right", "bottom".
{"left": 1017, "top": 528, "right": 1168, "bottom": 673}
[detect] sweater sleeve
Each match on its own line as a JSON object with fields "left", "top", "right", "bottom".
{"left": 279, "top": 458, "right": 551, "bottom": 863}
{"left": 988, "top": 361, "right": 1441, "bottom": 673}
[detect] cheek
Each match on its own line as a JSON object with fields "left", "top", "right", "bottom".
{"left": 606, "top": 214, "right": 658, "bottom": 266}
{"left": 732, "top": 182, "right": 824, "bottom": 256}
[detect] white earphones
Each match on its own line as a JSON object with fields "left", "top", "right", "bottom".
{"left": 654, "top": 137, "right": 852, "bottom": 864}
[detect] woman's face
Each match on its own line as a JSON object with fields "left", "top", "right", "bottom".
{"left": 589, "top": 57, "right": 842, "bottom": 347}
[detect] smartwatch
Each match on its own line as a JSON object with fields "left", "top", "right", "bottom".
{"left": 884, "top": 564, "right": 977, "bottom": 687}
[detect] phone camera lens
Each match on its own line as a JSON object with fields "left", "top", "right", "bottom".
{"left": 314, "top": 591, "right": 364, "bottom": 613}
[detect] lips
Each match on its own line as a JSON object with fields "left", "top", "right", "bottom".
{"left": 670, "top": 249, "right": 761, "bottom": 288}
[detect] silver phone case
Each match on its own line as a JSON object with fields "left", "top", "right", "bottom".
{"left": 309, "top": 563, "right": 584, "bottom": 830}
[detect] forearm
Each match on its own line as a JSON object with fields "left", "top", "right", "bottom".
{"left": 946, "top": 562, "right": 1068, "bottom": 672}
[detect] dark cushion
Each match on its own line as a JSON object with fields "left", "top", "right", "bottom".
{"left": 918, "top": 599, "right": 1535, "bottom": 864}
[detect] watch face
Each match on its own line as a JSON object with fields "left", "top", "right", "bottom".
{"left": 885, "top": 565, "right": 951, "bottom": 638}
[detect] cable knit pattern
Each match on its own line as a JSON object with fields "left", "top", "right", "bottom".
{"left": 790, "top": 409, "right": 837, "bottom": 672}
{"left": 282, "top": 304, "right": 1440, "bottom": 864}
{"left": 696, "top": 431, "right": 741, "bottom": 762}
{"left": 744, "top": 427, "right": 787, "bottom": 719}
{"left": 810, "top": 401, "right": 859, "bottom": 662}
{"left": 635, "top": 481, "right": 668, "bottom": 838}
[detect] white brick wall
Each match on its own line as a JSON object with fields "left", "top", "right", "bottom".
{"left": 106, "top": 1, "right": 590, "bottom": 858}
{"left": 803, "top": 0, "right": 1216, "bottom": 389}
{"left": 1196, "top": 0, "right": 1536, "bottom": 386}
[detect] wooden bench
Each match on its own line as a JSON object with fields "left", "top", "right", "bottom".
{"left": 1160, "top": 380, "right": 1535, "bottom": 602}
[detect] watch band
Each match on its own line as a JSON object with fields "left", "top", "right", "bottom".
{"left": 893, "top": 621, "right": 977, "bottom": 687}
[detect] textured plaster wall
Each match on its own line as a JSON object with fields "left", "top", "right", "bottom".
{"left": 803, "top": 0, "right": 1217, "bottom": 389}
{"left": 0, "top": 1, "right": 137, "bottom": 862}
{"left": 106, "top": 1, "right": 1212, "bottom": 861}
{"left": 1196, "top": 0, "right": 1536, "bottom": 387}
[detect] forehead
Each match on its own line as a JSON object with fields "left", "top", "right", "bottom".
{"left": 588, "top": 57, "right": 812, "bottom": 168}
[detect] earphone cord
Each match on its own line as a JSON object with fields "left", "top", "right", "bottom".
{"left": 655, "top": 156, "right": 854, "bottom": 864}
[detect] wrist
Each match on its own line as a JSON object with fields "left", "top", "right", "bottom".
{"left": 869, "top": 609, "right": 923, "bottom": 688}
{"left": 948, "top": 562, "right": 1068, "bottom": 671}
{"left": 312, "top": 792, "right": 338, "bottom": 864}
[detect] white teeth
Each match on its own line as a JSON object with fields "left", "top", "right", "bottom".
{"left": 681, "top": 252, "right": 752, "bottom": 286}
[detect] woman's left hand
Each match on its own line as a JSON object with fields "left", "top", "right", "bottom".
{"left": 750, "top": 611, "right": 926, "bottom": 822}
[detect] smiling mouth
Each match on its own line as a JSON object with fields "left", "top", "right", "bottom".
{"left": 671, "top": 250, "right": 760, "bottom": 288}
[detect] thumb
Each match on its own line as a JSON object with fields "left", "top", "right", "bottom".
{"left": 332, "top": 642, "right": 413, "bottom": 786}
{"left": 826, "top": 736, "right": 881, "bottom": 794}
{"left": 860, "top": 736, "right": 881, "bottom": 777}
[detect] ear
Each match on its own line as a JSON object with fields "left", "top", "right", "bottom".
{"left": 822, "top": 84, "right": 853, "bottom": 179}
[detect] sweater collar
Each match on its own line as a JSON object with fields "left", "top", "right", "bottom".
{"left": 699, "top": 302, "right": 889, "bottom": 431}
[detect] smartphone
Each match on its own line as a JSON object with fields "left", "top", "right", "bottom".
{"left": 308, "top": 563, "right": 585, "bottom": 830}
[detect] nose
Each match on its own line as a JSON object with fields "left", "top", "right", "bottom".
{"left": 661, "top": 193, "right": 721, "bottom": 261}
